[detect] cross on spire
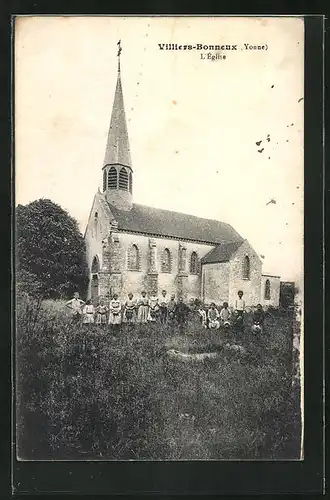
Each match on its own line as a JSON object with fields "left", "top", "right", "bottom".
{"left": 117, "top": 39, "right": 122, "bottom": 73}
{"left": 102, "top": 40, "right": 131, "bottom": 169}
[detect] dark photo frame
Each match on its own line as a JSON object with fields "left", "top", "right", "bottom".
{"left": 2, "top": 8, "right": 325, "bottom": 497}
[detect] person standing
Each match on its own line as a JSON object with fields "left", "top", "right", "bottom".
{"left": 175, "top": 296, "right": 188, "bottom": 333}
{"left": 82, "top": 299, "right": 95, "bottom": 325}
{"left": 65, "top": 292, "right": 85, "bottom": 322}
{"left": 234, "top": 290, "right": 245, "bottom": 334}
{"left": 198, "top": 305, "right": 207, "bottom": 329}
{"left": 95, "top": 300, "right": 108, "bottom": 326}
{"left": 167, "top": 293, "right": 177, "bottom": 326}
{"left": 123, "top": 292, "right": 137, "bottom": 325}
{"left": 159, "top": 290, "right": 169, "bottom": 325}
{"left": 137, "top": 291, "right": 149, "bottom": 324}
{"left": 148, "top": 291, "right": 159, "bottom": 322}
{"left": 108, "top": 293, "right": 122, "bottom": 334}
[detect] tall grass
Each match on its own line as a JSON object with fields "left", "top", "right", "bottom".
{"left": 16, "top": 298, "right": 301, "bottom": 460}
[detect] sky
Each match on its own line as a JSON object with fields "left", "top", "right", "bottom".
{"left": 15, "top": 16, "right": 304, "bottom": 283}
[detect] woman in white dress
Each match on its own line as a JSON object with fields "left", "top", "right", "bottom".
{"left": 82, "top": 299, "right": 95, "bottom": 325}
{"left": 137, "top": 291, "right": 149, "bottom": 324}
{"left": 108, "top": 294, "right": 122, "bottom": 333}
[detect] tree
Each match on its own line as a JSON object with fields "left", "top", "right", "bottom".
{"left": 16, "top": 199, "right": 89, "bottom": 299}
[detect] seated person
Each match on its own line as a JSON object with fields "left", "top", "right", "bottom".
{"left": 207, "top": 303, "right": 220, "bottom": 330}
{"left": 251, "top": 303, "right": 265, "bottom": 334}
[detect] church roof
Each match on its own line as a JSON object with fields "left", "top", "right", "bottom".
{"left": 201, "top": 241, "right": 244, "bottom": 264}
{"left": 103, "top": 61, "right": 132, "bottom": 168}
{"left": 107, "top": 202, "right": 244, "bottom": 245}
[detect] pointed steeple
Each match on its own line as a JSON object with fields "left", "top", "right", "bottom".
{"left": 102, "top": 42, "right": 133, "bottom": 211}
{"left": 103, "top": 42, "right": 132, "bottom": 168}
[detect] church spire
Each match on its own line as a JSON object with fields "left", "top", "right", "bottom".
{"left": 102, "top": 42, "right": 133, "bottom": 211}
{"left": 103, "top": 40, "right": 132, "bottom": 168}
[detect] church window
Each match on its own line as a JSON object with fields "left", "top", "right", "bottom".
{"left": 161, "top": 248, "right": 171, "bottom": 273}
{"left": 128, "top": 244, "right": 139, "bottom": 271}
{"left": 129, "top": 171, "right": 133, "bottom": 194}
{"left": 264, "top": 279, "right": 271, "bottom": 300}
{"left": 243, "top": 255, "right": 250, "bottom": 279}
{"left": 93, "top": 212, "right": 98, "bottom": 235}
{"left": 103, "top": 170, "right": 107, "bottom": 192}
{"left": 91, "top": 255, "right": 100, "bottom": 274}
{"left": 190, "top": 251, "right": 199, "bottom": 274}
{"left": 108, "top": 167, "right": 118, "bottom": 189}
{"left": 119, "top": 167, "right": 129, "bottom": 191}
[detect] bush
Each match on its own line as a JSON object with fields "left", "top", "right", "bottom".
{"left": 16, "top": 199, "right": 89, "bottom": 299}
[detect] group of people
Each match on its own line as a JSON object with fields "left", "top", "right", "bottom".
{"left": 198, "top": 290, "right": 265, "bottom": 334}
{"left": 65, "top": 290, "right": 190, "bottom": 330}
{"left": 65, "top": 289, "right": 265, "bottom": 334}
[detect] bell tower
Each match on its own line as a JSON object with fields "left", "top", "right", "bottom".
{"left": 102, "top": 41, "right": 133, "bottom": 211}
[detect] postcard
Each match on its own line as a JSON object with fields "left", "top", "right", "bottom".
{"left": 15, "top": 16, "right": 304, "bottom": 461}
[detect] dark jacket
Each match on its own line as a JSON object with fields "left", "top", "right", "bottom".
{"left": 253, "top": 309, "right": 265, "bottom": 325}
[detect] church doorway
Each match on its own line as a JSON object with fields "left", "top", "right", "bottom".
{"left": 91, "top": 274, "right": 99, "bottom": 305}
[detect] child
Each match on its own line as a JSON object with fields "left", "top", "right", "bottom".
{"left": 252, "top": 303, "right": 265, "bottom": 334}
{"left": 123, "top": 292, "right": 137, "bottom": 324}
{"left": 108, "top": 293, "right": 122, "bottom": 333}
{"left": 159, "top": 290, "right": 168, "bottom": 324}
{"left": 220, "top": 302, "right": 231, "bottom": 328}
{"left": 207, "top": 303, "right": 220, "bottom": 330}
{"left": 137, "top": 291, "right": 149, "bottom": 324}
{"left": 234, "top": 290, "right": 245, "bottom": 333}
{"left": 65, "top": 292, "right": 85, "bottom": 322}
{"left": 148, "top": 291, "right": 160, "bottom": 322}
{"left": 82, "top": 299, "right": 95, "bottom": 324}
{"left": 95, "top": 300, "right": 108, "bottom": 325}
{"left": 198, "top": 305, "right": 207, "bottom": 329}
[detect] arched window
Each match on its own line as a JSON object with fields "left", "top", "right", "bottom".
{"left": 129, "top": 171, "right": 133, "bottom": 194}
{"left": 108, "top": 166, "right": 117, "bottom": 189}
{"left": 161, "top": 248, "right": 171, "bottom": 273}
{"left": 243, "top": 255, "right": 250, "bottom": 279}
{"left": 93, "top": 212, "right": 98, "bottom": 234}
{"left": 128, "top": 244, "right": 139, "bottom": 271}
{"left": 103, "top": 170, "right": 107, "bottom": 192}
{"left": 264, "top": 279, "right": 271, "bottom": 300}
{"left": 190, "top": 251, "right": 199, "bottom": 274}
{"left": 91, "top": 255, "right": 100, "bottom": 273}
{"left": 119, "top": 167, "right": 129, "bottom": 191}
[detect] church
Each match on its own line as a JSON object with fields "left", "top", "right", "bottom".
{"left": 84, "top": 52, "right": 280, "bottom": 308}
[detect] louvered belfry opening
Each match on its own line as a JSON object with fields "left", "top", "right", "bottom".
{"left": 107, "top": 166, "right": 118, "bottom": 189}
{"left": 119, "top": 167, "right": 129, "bottom": 191}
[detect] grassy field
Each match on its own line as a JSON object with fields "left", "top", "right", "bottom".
{"left": 16, "top": 297, "right": 301, "bottom": 460}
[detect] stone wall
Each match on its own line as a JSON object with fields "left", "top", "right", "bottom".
{"left": 86, "top": 225, "right": 214, "bottom": 301}
{"left": 228, "top": 240, "right": 262, "bottom": 308}
{"left": 201, "top": 262, "right": 230, "bottom": 306}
